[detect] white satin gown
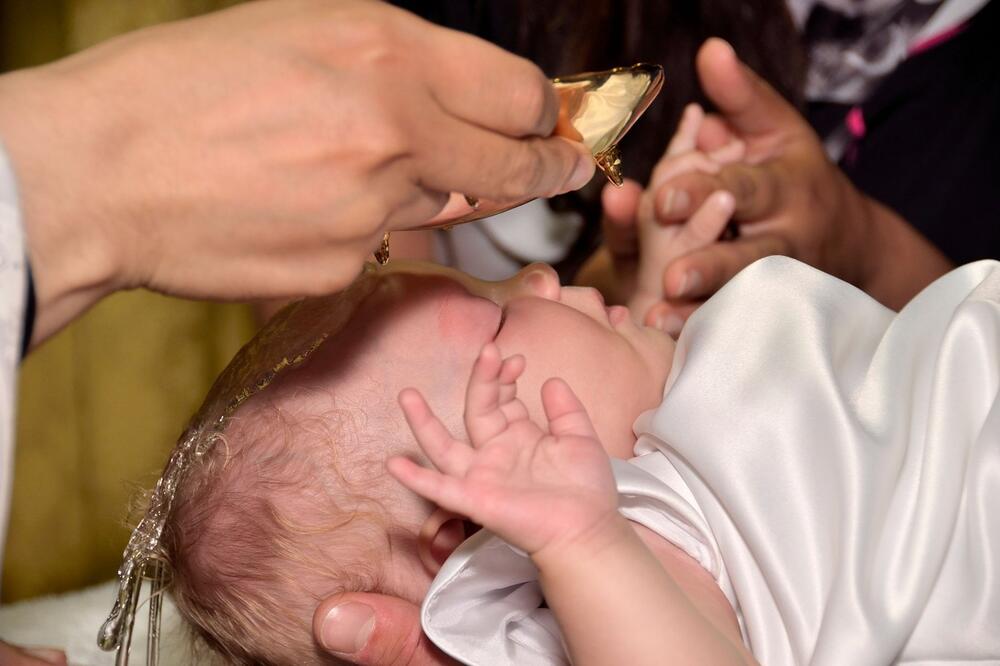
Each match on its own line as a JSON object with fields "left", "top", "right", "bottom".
{"left": 422, "top": 257, "right": 1000, "bottom": 665}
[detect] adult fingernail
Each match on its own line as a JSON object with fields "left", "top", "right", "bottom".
{"left": 714, "top": 37, "right": 737, "bottom": 60}
{"left": 565, "top": 153, "right": 595, "bottom": 191}
{"left": 663, "top": 315, "right": 684, "bottom": 337}
{"left": 661, "top": 189, "right": 690, "bottom": 217}
{"left": 320, "top": 603, "right": 375, "bottom": 655}
{"left": 672, "top": 271, "right": 702, "bottom": 298}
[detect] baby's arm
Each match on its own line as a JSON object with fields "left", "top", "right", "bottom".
{"left": 388, "top": 345, "right": 755, "bottom": 666}
{"left": 629, "top": 104, "right": 744, "bottom": 328}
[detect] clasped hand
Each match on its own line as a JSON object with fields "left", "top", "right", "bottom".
{"left": 584, "top": 38, "right": 901, "bottom": 334}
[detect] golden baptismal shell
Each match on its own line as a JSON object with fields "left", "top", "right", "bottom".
{"left": 411, "top": 62, "right": 664, "bottom": 231}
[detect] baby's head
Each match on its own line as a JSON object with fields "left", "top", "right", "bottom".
{"left": 160, "top": 261, "right": 674, "bottom": 664}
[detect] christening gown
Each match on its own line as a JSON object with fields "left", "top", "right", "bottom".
{"left": 422, "top": 257, "right": 1000, "bottom": 665}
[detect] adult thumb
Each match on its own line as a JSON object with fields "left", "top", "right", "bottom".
{"left": 313, "top": 593, "right": 454, "bottom": 666}
{"left": 695, "top": 38, "right": 800, "bottom": 137}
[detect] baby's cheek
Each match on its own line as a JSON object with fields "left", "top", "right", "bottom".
{"left": 434, "top": 294, "right": 500, "bottom": 344}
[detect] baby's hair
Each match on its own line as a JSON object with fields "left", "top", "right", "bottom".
{"left": 159, "top": 391, "right": 402, "bottom": 665}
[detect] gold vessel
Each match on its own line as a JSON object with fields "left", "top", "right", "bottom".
{"left": 375, "top": 63, "right": 663, "bottom": 263}
{"left": 413, "top": 62, "right": 663, "bottom": 231}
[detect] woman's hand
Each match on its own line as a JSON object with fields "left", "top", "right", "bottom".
{"left": 388, "top": 342, "right": 618, "bottom": 559}
{"left": 627, "top": 103, "right": 742, "bottom": 333}
{"left": 0, "top": 0, "right": 594, "bottom": 346}
{"left": 645, "top": 39, "right": 879, "bottom": 315}
{"left": 577, "top": 103, "right": 741, "bottom": 335}
{"left": 600, "top": 38, "right": 952, "bottom": 329}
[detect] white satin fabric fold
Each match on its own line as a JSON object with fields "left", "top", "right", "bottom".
{"left": 649, "top": 257, "right": 1000, "bottom": 665}
{"left": 422, "top": 257, "right": 1000, "bottom": 665}
{"left": 421, "top": 455, "right": 734, "bottom": 665}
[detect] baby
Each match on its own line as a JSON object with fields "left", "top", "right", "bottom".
{"left": 156, "top": 250, "right": 1000, "bottom": 665}
{"left": 159, "top": 258, "right": 690, "bottom": 663}
{"left": 154, "top": 103, "right": 741, "bottom": 666}
{"left": 146, "top": 105, "right": 999, "bottom": 665}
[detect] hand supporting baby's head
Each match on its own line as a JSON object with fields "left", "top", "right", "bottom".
{"left": 152, "top": 261, "right": 674, "bottom": 664}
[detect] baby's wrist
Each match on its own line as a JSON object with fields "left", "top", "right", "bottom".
{"left": 531, "top": 509, "right": 633, "bottom": 573}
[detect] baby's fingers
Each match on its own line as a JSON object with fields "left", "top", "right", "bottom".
{"left": 646, "top": 152, "right": 721, "bottom": 212}
{"left": 387, "top": 458, "right": 475, "bottom": 518}
{"left": 669, "top": 190, "right": 736, "bottom": 256}
{"left": 696, "top": 113, "right": 736, "bottom": 152}
{"left": 465, "top": 342, "right": 504, "bottom": 416}
{"left": 497, "top": 354, "right": 526, "bottom": 406}
{"left": 399, "top": 388, "right": 471, "bottom": 476}
{"left": 706, "top": 137, "right": 746, "bottom": 164}
{"left": 498, "top": 353, "right": 525, "bottom": 385}
{"left": 664, "top": 103, "right": 705, "bottom": 156}
{"left": 466, "top": 343, "right": 527, "bottom": 445}
{"left": 541, "top": 378, "right": 599, "bottom": 441}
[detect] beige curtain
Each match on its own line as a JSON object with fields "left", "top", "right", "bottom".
{"left": 1, "top": 0, "right": 254, "bottom": 602}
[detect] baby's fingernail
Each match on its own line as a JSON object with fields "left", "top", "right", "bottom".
{"left": 660, "top": 189, "right": 690, "bottom": 217}
{"left": 526, "top": 271, "right": 549, "bottom": 292}
{"left": 320, "top": 603, "right": 375, "bottom": 655}
{"left": 673, "top": 271, "right": 702, "bottom": 298}
{"left": 714, "top": 190, "right": 736, "bottom": 213}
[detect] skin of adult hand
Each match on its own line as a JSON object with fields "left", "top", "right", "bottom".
{"left": 604, "top": 38, "right": 951, "bottom": 326}
{"left": 0, "top": 0, "right": 594, "bottom": 346}
{"left": 0, "top": 640, "right": 67, "bottom": 666}
{"left": 312, "top": 593, "right": 456, "bottom": 666}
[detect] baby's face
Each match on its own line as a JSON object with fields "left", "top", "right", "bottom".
{"left": 191, "top": 262, "right": 677, "bottom": 633}
{"left": 297, "top": 261, "right": 675, "bottom": 459}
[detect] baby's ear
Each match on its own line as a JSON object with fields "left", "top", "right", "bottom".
{"left": 417, "top": 508, "right": 473, "bottom": 574}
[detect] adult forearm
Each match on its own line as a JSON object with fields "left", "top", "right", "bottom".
{"left": 856, "top": 195, "right": 954, "bottom": 311}
{"left": 0, "top": 67, "right": 122, "bottom": 347}
{"left": 0, "top": 0, "right": 594, "bottom": 349}
{"left": 535, "top": 517, "right": 753, "bottom": 666}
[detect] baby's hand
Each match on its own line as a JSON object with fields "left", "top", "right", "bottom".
{"left": 628, "top": 104, "right": 744, "bottom": 333}
{"left": 388, "top": 343, "right": 619, "bottom": 559}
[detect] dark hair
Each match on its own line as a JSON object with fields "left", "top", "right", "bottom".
{"left": 395, "top": 0, "right": 804, "bottom": 180}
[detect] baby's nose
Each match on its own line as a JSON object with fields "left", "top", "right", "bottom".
{"left": 513, "top": 263, "right": 561, "bottom": 301}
